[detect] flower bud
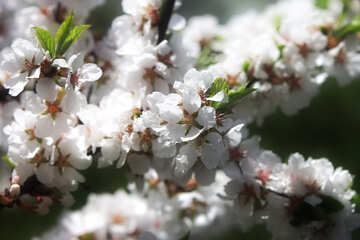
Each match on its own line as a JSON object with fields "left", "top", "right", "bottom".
{"left": 9, "top": 183, "right": 21, "bottom": 198}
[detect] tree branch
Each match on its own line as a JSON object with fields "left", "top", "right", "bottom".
{"left": 157, "top": 0, "right": 176, "bottom": 44}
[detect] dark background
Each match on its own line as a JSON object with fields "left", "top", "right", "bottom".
{"left": 0, "top": 0, "right": 359, "bottom": 239}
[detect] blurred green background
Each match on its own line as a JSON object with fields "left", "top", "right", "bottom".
{"left": 1, "top": 0, "right": 359, "bottom": 239}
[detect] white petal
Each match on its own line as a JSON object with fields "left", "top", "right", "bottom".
{"left": 68, "top": 53, "right": 84, "bottom": 71}
{"left": 53, "top": 58, "right": 68, "bottom": 68}
{"left": 127, "top": 154, "right": 150, "bottom": 175}
{"left": 184, "top": 68, "right": 213, "bottom": 91}
{"left": 195, "top": 163, "right": 216, "bottom": 185}
{"left": 62, "top": 89, "right": 87, "bottom": 114}
{"left": 35, "top": 164, "right": 55, "bottom": 186}
{"left": 225, "top": 124, "right": 245, "bottom": 148}
{"left": 0, "top": 47, "right": 20, "bottom": 73}
{"left": 207, "top": 90, "right": 227, "bottom": 102}
{"left": 63, "top": 167, "right": 85, "bottom": 183}
{"left": 36, "top": 78, "right": 58, "bottom": 101}
{"left": 196, "top": 106, "right": 216, "bottom": 129}
{"left": 5, "top": 73, "right": 28, "bottom": 96}
{"left": 27, "top": 67, "right": 41, "bottom": 79}
{"left": 182, "top": 87, "right": 201, "bottom": 114}
{"left": 173, "top": 143, "right": 197, "bottom": 177}
{"left": 34, "top": 116, "right": 53, "bottom": 138}
{"left": 152, "top": 138, "right": 177, "bottom": 158}
{"left": 100, "top": 140, "right": 121, "bottom": 167}
{"left": 169, "top": 14, "right": 186, "bottom": 31}
{"left": 20, "top": 91, "right": 44, "bottom": 114}
{"left": 201, "top": 132, "right": 225, "bottom": 169}
{"left": 78, "top": 63, "right": 102, "bottom": 83}
{"left": 12, "top": 38, "right": 38, "bottom": 60}
{"left": 180, "top": 126, "right": 203, "bottom": 142}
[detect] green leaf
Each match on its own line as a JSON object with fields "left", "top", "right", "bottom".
{"left": 334, "top": 15, "right": 360, "bottom": 39}
{"left": 318, "top": 195, "right": 345, "bottom": 214}
{"left": 57, "top": 25, "right": 90, "bottom": 56}
{"left": 314, "top": 0, "right": 329, "bottom": 9}
{"left": 351, "top": 193, "right": 360, "bottom": 213}
{"left": 242, "top": 61, "right": 250, "bottom": 73}
{"left": 278, "top": 45, "right": 285, "bottom": 59}
{"left": 179, "top": 232, "right": 191, "bottom": 240}
{"left": 2, "top": 155, "right": 17, "bottom": 168}
{"left": 351, "top": 193, "right": 360, "bottom": 205}
{"left": 55, "top": 11, "right": 75, "bottom": 56}
{"left": 33, "top": 27, "right": 55, "bottom": 58}
{"left": 289, "top": 194, "right": 345, "bottom": 227}
{"left": 216, "top": 84, "right": 255, "bottom": 112}
{"left": 290, "top": 201, "right": 322, "bottom": 227}
{"left": 273, "top": 15, "right": 282, "bottom": 32}
{"left": 78, "top": 233, "right": 95, "bottom": 240}
{"left": 338, "top": 0, "right": 351, "bottom": 26}
{"left": 206, "top": 78, "right": 229, "bottom": 109}
{"left": 195, "top": 45, "right": 218, "bottom": 70}
{"left": 206, "top": 78, "right": 228, "bottom": 97}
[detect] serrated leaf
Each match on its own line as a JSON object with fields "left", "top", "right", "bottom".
{"left": 206, "top": 78, "right": 228, "bottom": 97}
{"left": 334, "top": 15, "right": 360, "bottom": 39}
{"left": 216, "top": 84, "right": 255, "bottom": 112}
{"left": 57, "top": 25, "right": 90, "bottom": 57}
{"left": 2, "top": 155, "right": 17, "bottom": 168}
{"left": 206, "top": 78, "right": 229, "bottom": 109}
{"left": 33, "top": 27, "right": 55, "bottom": 58}
{"left": 314, "top": 0, "right": 329, "bottom": 9}
{"left": 55, "top": 11, "right": 75, "bottom": 57}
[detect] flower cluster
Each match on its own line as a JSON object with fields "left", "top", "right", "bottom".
{"left": 0, "top": 0, "right": 359, "bottom": 239}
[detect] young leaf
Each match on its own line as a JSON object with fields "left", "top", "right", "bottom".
{"left": 278, "top": 45, "right": 285, "bottom": 60}
{"left": 334, "top": 15, "right": 360, "bottom": 39}
{"left": 273, "top": 15, "right": 282, "bottom": 32}
{"left": 314, "top": 0, "right": 329, "bottom": 9}
{"left": 206, "top": 78, "right": 228, "bottom": 97}
{"left": 57, "top": 25, "right": 90, "bottom": 56}
{"left": 206, "top": 78, "right": 229, "bottom": 109}
{"left": 318, "top": 195, "right": 345, "bottom": 214}
{"left": 338, "top": 0, "right": 351, "bottom": 26}
{"left": 2, "top": 155, "right": 17, "bottom": 168}
{"left": 55, "top": 11, "right": 75, "bottom": 56}
{"left": 242, "top": 61, "right": 250, "bottom": 73}
{"left": 195, "top": 45, "right": 218, "bottom": 70}
{"left": 33, "top": 27, "right": 55, "bottom": 58}
{"left": 216, "top": 84, "right": 255, "bottom": 112}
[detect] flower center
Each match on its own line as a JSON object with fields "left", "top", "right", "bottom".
{"left": 47, "top": 102, "right": 61, "bottom": 115}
